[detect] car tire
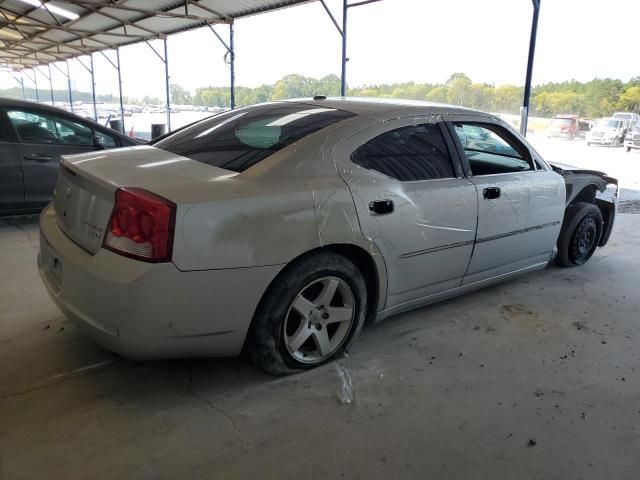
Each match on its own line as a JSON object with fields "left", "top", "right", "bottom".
{"left": 626, "top": 146, "right": 631, "bottom": 152}
{"left": 556, "top": 202, "right": 603, "bottom": 268}
{"left": 247, "top": 251, "right": 367, "bottom": 376}
{"left": 586, "top": 142, "right": 591, "bottom": 147}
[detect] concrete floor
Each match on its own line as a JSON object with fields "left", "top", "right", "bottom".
{"left": 1, "top": 213, "right": 639, "bottom": 480}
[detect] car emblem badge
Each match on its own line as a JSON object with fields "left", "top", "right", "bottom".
{"left": 65, "top": 185, "right": 73, "bottom": 199}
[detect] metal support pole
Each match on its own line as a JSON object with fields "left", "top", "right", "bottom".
{"left": 47, "top": 64, "right": 54, "bottom": 105}
{"left": 520, "top": 0, "right": 541, "bottom": 137}
{"left": 116, "top": 49, "right": 125, "bottom": 132}
{"left": 322, "top": 0, "right": 381, "bottom": 97}
{"left": 207, "top": 24, "right": 235, "bottom": 110}
{"left": 66, "top": 61, "right": 73, "bottom": 112}
{"left": 229, "top": 24, "right": 235, "bottom": 110}
{"left": 34, "top": 69, "right": 39, "bottom": 102}
{"left": 340, "top": 0, "right": 348, "bottom": 97}
{"left": 163, "top": 38, "right": 171, "bottom": 130}
{"left": 10, "top": 71, "right": 26, "bottom": 99}
{"left": 20, "top": 71, "right": 25, "bottom": 99}
{"left": 90, "top": 55, "right": 97, "bottom": 120}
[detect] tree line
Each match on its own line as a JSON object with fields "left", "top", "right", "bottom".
{"left": 2, "top": 72, "right": 639, "bottom": 118}
{"left": 174, "top": 73, "right": 640, "bottom": 118}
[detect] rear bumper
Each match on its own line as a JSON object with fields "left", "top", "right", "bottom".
{"left": 38, "top": 205, "right": 283, "bottom": 360}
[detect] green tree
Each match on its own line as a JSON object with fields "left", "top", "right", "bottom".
{"left": 170, "top": 84, "right": 191, "bottom": 105}
{"left": 617, "top": 86, "right": 640, "bottom": 113}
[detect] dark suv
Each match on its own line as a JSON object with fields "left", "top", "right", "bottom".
{"left": 0, "top": 98, "right": 141, "bottom": 214}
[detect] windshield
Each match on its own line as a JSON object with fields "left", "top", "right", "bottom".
{"left": 613, "top": 113, "right": 632, "bottom": 120}
{"left": 552, "top": 118, "right": 573, "bottom": 126}
{"left": 595, "top": 119, "right": 621, "bottom": 129}
{"left": 153, "top": 103, "right": 354, "bottom": 172}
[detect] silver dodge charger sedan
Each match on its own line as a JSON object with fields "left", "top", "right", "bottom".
{"left": 38, "top": 98, "right": 618, "bottom": 375}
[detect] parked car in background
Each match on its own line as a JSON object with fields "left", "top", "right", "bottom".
{"left": 0, "top": 98, "right": 141, "bottom": 215}
{"left": 612, "top": 111, "right": 639, "bottom": 135}
{"left": 38, "top": 98, "right": 618, "bottom": 375}
{"left": 586, "top": 118, "right": 626, "bottom": 147}
{"left": 547, "top": 115, "right": 579, "bottom": 139}
{"left": 624, "top": 121, "right": 640, "bottom": 152}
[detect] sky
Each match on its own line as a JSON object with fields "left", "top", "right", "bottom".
{"left": 3, "top": 0, "right": 640, "bottom": 99}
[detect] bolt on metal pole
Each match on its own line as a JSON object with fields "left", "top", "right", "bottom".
{"left": 229, "top": 23, "right": 235, "bottom": 110}
{"left": 520, "top": 0, "right": 541, "bottom": 137}
{"left": 340, "top": 0, "right": 348, "bottom": 97}
{"left": 66, "top": 61, "right": 73, "bottom": 112}
{"left": 116, "top": 49, "right": 125, "bottom": 132}
{"left": 90, "top": 54, "right": 97, "bottom": 121}
{"left": 48, "top": 64, "right": 54, "bottom": 105}
{"left": 163, "top": 38, "right": 171, "bottom": 131}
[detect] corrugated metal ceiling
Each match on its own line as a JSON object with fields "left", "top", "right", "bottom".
{"left": 0, "top": 0, "right": 314, "bottom": 70}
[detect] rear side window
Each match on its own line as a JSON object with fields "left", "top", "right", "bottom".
{"left": 350, "top": 123, "right": 456, "bottom": 181}
{"left": 153, "top": 104, "right": 354, "bottom": 172}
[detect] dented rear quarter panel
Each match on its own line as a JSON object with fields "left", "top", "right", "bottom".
{"left": 171, "top": 121, "right": 390, "bottom": 310}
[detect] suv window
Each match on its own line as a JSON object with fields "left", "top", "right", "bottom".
{"left": 453, "top": 123, "right": 533, "bottom": 175}
{"left": 7, "top": 109, "right": 94, "bottom": 146}
{"left": 350, "top": 123, "right": 456, "bottom": 181}
{"left": 153, "top": 104, "right": 354, "bottom": 172}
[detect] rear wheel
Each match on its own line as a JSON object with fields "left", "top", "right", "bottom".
{"left": 248, "top": 252, "right": 367, "bottom": 376}
{"left": 556, "top": 202, "right": 603, "bottom": 267}
{"left": 626, "top": 146, "right": 632, "bottom": 152}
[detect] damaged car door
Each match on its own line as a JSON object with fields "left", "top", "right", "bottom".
{"left": 335, "top": 116, "right": 478, "bottom": 308}
{"left": 446, "top": 115, "right": 565, "bottom": 284}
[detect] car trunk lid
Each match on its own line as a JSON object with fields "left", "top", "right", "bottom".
{"left": 53, "top": 145, "right": 234, "bottom": 254}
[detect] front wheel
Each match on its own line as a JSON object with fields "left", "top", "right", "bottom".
{"left": 626, "top": 146, "right": 631, "bottom": 152}
{"left": 611, "top": 137, "right": 620, "bottom": 148}
{"left": 556, "top": 202, "right": 603, "bottom": 267}
{"left": 248, "top": 252, "right": 367, "bottom": 375}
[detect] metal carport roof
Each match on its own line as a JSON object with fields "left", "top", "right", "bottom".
{"left": 0, "top": 0, "right": 312, "bottom": 70}
{"left": 0, "top": 0, "right": 542, "bottom": 138}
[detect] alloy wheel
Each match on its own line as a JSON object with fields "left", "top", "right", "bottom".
{"left": 283, "top": 276, "right": 355, "bottom": 364}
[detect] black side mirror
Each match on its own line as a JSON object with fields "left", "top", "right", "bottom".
{"left": 93, "top": 135, "right": 106, "bottom": 149}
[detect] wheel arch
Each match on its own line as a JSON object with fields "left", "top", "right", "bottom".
{"left": 564, "top": 180, "right": 614, "bottom": 247}
{"left": 248, "top": 242, "right": 387, "bottom": 339}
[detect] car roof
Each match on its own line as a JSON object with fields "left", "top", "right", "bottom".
{"left": 0, "top": 96, "right": 130, "bottom": 138}
{"left": 280, "top": 97, "right": 485, "bottom": 116}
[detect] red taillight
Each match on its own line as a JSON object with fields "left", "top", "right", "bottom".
{"left": 103, "top": 188, "right": 176, "bottom": 263}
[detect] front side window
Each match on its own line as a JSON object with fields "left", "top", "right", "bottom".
{"left": 453, "top": 123, "right": 533, "bottom": 175}
{"left": 7, "top": 109, "right": 94, "bottom": 146}
{"left": 153, "top": 103, "right": 354, "bottom": 172}
{"left": 350, "top": 123, "right": 456, "bottom": 181}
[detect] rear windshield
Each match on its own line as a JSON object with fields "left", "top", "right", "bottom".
{"left": 153, "top": 103, "right": 354, "bottom": 172}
